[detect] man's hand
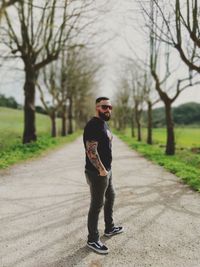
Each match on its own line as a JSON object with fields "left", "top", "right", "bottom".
{"left": 99, "top": 170, "right": 108, "bottom": 176}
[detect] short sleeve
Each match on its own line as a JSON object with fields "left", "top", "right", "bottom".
{"left": 84, "top": 122, "right": 100, "bottom": 143}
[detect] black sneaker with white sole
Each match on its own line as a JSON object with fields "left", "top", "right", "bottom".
{"left": 104, "top": 226, "right": 124, "bottom": 237}
{"left": 87, "top": 240, "right": 109, "bottom": 254}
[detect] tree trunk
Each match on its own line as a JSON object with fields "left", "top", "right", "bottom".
{"left": 23, "top": 65, "right": 37, "bottom": 144}
{"left": 137, "top": 121, "right": 141, "bottom": 142}
{"left": 50, "top": 111, "right": 56, "bottom": 137}
{"left": 135, "top": 104, "right": 142, "bottom": 141}
{"left": 61, "top": 104, "right": 67, "bottom": 136}
{"left": 68, "top": 97, "right": 73, "bottom": 134}
{"left": 131, "top": 109, "right": 135, "bottom": 138}
{"left": 147, "top": 101, "right": 152, "bottom": 144}
{"left": 165, "top": 101, "right": 175, "bottom": 155}
{"left": 113, "top": 119, "right": 117, "bottom": 129}
{"left": 119, "top": 119, "right": 123, "bottom": 131}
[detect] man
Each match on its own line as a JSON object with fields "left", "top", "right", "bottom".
{"left": 83, "top": 96, "right": 123, "bottom": 254}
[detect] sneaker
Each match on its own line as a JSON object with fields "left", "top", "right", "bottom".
{"left": 104, "top": 226, "right": 124, "bottom": 237}
{"left": 87, "top": 240, "right": 109, "bottom": 254}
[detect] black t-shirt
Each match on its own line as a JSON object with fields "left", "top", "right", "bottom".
{"left": 83, "top": 116, "right": 113, "bottom": 173}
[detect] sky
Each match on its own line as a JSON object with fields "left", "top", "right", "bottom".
{"left": 0, "top": 0, "right": 200, "bottom": 108}
{"left": 97, "top": 0, "right": 200, "bottom": 107}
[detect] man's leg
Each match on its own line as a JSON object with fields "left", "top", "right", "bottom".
{"left": 85, "top": 170, "right": 109, "bottom": 242}
{"left": 104, "top": 170, "right": 115, "bottom": 232}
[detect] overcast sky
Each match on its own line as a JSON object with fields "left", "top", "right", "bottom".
{"left": 0, "top": 0, "right": 200, "bottom": 107}
{"left": 97, "top": 0, "right": 200, "bottom": 107}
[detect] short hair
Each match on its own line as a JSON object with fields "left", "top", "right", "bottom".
{"left": 95, "top": 97, "right": 110, "bottom": 104}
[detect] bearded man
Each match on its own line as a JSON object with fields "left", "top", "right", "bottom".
{"left": 83, "top": 97, "right": 123, "bottom": 254}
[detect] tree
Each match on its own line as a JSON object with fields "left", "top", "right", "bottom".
{"left": 146, "top": 0, "right": 200, "bottom": 74}
{"left": 113, "top": 77, "right": 131, "bottom": 132}
{"left": 148, "top": 0, "right": 199, "bottom": 155}
{"left": 37, "top": 62, "right": 66, "bottom": 137}
{"left": 173, "top": 102, "right": 200, "bottom": 125}
{"left": 0, "top": 0, "right": 18, "bottom": 20}
{"left": 0, "top": 93, "right": 19, "bottom": 108}
{"left": 37, "top": 46, "right": 98, "bottom": 136}
{"left": 142, "top": 71, "right": 160, "bottom": 145}
{"left": 1, "top": 0, "right": 91, "bottom": 143}
{"left": 113, "top": 61, "right": 146, "bottom": 141}
{"left": 131, "top": 70, "right": 145, "bottom": 142}
{"left": 60, "top": 46, "right": 100, "bottom": 134}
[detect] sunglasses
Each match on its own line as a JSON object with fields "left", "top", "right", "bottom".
{"left": 98, "top": 105, "right": 113, "bottom": 110}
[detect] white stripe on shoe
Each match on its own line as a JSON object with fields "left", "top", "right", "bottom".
{"left": 104, "top": 226, "right": 124, "bottom": 237}
{"left": 87, "top": 241, "right": 109, "bottom": 254}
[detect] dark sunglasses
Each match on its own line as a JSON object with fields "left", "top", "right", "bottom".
{"left": 99, "top": 105, "right": 113, "bottom": 110}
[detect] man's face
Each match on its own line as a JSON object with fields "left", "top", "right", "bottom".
{"left": 96, "top": 100, "right": 112, "bottom": 121}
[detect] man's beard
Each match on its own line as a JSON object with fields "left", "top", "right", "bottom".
{"left": 98, "top": 111, "right": 111, "bottom": 121}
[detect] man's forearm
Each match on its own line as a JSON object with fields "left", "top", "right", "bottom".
{"left": 86, "top": 140, "right": 107, "bottom": 174}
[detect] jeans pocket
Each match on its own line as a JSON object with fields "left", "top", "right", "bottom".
{"left": 98, "top": 174, "right": 108, "bottom": 178}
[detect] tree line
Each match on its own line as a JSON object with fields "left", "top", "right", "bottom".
{"left": 113, "top": 0, "right": 200, "bottom": 155}
{"left": 0, "top": 0, "right": 101, "bottom": 142}
{"left": 146, "top": 102, "right": 200, "bottom": 127}
{"left": 0, "top": 93, "right": 20, "bottom": 109}
{"left": 1, "top": 1, "right": 199, "bottom": 155}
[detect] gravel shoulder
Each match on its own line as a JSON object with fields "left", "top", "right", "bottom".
{"left": 0, "top": 136, "right": 200, "bottom": 267}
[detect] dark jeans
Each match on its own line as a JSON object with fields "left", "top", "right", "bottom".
{"left": 85, "top": 169, "right": 115, "bottom": 242}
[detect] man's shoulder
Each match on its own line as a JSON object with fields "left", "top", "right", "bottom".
{"left": 83, "top": 117, "right": 102, "bottom": 141}
{"left": 84, "top": 117, "right": 101, "bottom": 129}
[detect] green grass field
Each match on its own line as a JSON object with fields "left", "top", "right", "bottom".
{"left": 126, "top": 127, "right": 200, "bottom": 148}
{"left": 115, "top": 127, "right": 200, "bottom": 192}
{"left": 0, "top": 107, "right": 51, "bottom": 150}
{"left": 0, "top": 107, "right": 80, "bottom": 168}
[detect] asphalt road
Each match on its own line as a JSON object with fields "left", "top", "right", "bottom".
{"left": 0, "top": 136, "right": 200, "bottom": 267}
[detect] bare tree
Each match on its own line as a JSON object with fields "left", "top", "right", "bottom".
{"left": 73, "top": 71, "right": 97, "bottom": 130}
{"left": 131, "top": 73, "right": 145, "bottom": 142}
{"left": 148, "top": 0, "right": 199, "bottom": 155}
{"left": 36, "top": 61, "right": 66, "bottom": 137}
{"left": 0, "top": 0, "right": 18, "bottom": 20}
{"left": 144, "top": 0, "right": 200, "bottom": 74}
{"left": 113, "top": 61, "right": 146, "bottom": 141}
{"left": 113, "top": 77, "right": 131, "bottom": 132}
{"left": 0, "top": 0, "right": 92, "bottom": 143}
{"left": 142, "top": 71, "right": 160, "bottom": 145}
{"left": 36, "top": 45, "right": 98, "bottom": 137}
{"left": 63, "top": 47, "right": 100, "bottom": 134}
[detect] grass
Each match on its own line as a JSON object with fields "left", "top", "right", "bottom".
{"left": 125, "top": 127, "right": 200, "bottom": 148}
{"left": 114, "top": 128, "right": 200, "bottom": 192}
{"left": 0, "top": 107, "right": 81, "bottom": 169}
{"left": 152, "top": 128, "right": 200, "bottom": 148}
{"left": 0, "top": 107, "right": 51, "bottom": 150}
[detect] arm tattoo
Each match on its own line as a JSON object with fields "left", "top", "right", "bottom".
{"left": 86, "top": 140, "right": 105, "bottom": 172}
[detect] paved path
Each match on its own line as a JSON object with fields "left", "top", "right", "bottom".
{"left": 0, "top": 136, "right": 200, "bottom": 267}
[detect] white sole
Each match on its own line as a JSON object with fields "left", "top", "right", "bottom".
{"left": 86, "top": 243, "right": 109, "bottom": 254}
